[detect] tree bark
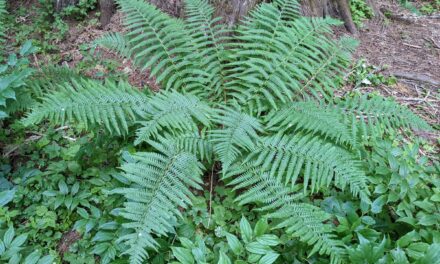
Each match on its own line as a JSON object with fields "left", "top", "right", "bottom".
{"left": 211, "top": 0, "right": 263, "bottom": 27}
{"left": 54, "top": 0, "right": 78, "bottom": 12}
{"left": 99, "top": 0, "right": 115, "bottom": 27}
{"left": 301, "top": 0, "right": 357, "bottom": 34}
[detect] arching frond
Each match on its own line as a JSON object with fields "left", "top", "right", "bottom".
{"left": 265, "top": 101, "right": 353, "bottom": 145}
{"left": 157, "top": 131, "right": 214, "bottom": 162}
{"left": 111, "top": 143, "right": 204, "bottom": 264}
{"left": 95, "top": 32, "right": 131, "bottom": 58}
{"left": 114, "top": 0, "right": 208, "bottom": 94}
{"left": 335, "top": 94, "right": 432, "bottom": 139}
{"left": 225, "top": 164, "right": 346, "bottom": 264}
{"left": 26, "top": 65, "right": 83, "bottom": 97}
{"left": 210, "top": 107, "right": 263, "bottom": 173}
{"left": 134, "top": 91, "right": 213, "bottom": 145}
{"left": 266, "top": 94, "right": 432, "bottom": 148}
{"left": 184, "top": 0, "right": 229, "bottom": 99}
{"left": 226, "top": 17, "right": 354, "bottom": 112}
{"left": 23, "top": 79, "right": 148, "bottom": 135}
{"left": 246, "top": 133, "right": 369, "bottom": 198}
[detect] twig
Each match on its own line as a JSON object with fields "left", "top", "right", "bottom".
{"left": 390, "top": 72, "right": 440, "bottom": 86}
{"left": 397, "top": 97, "right": 438, "bottom": 103}
{"left": 55, "top": 126, "right": 69, "bottom": 131}
{"left": 403, "top": 43, "right": 422, "bottom": 49}
{"left": 424, "top": 37, "right": 440, "bottom": 49}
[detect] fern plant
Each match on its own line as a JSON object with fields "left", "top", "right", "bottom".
{"left": 23, "top": 0, "right": 432, "bottom": 263}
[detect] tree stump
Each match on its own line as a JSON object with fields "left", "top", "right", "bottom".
{"left": 99, "top": 0, "right": 115, "bottom": 26}
{"left": 301, "top": 0, "right": 358, "bottom": 34}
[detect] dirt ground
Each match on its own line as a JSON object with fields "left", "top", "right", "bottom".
{"left": 55, "top": 1, "right": 439, "bottom": 127}
{"left": 353, "top": 0, "right": 439, "bottom": 126}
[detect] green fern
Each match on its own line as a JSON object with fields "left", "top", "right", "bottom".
{"left": 210, "top": 107, "right": 263, "bottom": 173}
{"left": 23, "top": 79, "right": 149, "bottom": 134}
{"left": 134, "top": 91, "right": 212, "bottom": 145}
{"left": 110, "top": 142, "right": 204, "bottom": 263}
{"left": 225, "top": 164, "right": 346, "bottom": 264}
{"left": 22, "top": 0, "right": 435, "bottom": 263}
{"left": 246, "top": 133, "right": 369, "bottom": 198}
{"left": 266, "top": 95, "right": 432, "bottom": 147}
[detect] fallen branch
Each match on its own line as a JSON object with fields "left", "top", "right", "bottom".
{"left": 390, "top": 72, "right": 440, "bottom": 86}
{"left": 381, "top": 8, "right": 440, "bottom": 23}
{"left": 403, "top": 43, "right": 422, "bottom": 49}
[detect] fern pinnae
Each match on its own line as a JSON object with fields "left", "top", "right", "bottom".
{"left": 23, "top": 79, "right": 148, "bottom": 135}
{"left": 95, "top": 32, "right": 132, "bottom": 58}
{"left": 210, "top": 107, "right": 263, "bottom": 173}
{"left": 265, "top": 101, "right": 354, "bottom": 145}
{"left": 184, "top": 0, "right": 228, "bottom": 97}
{"left": 225, "top": 164, "right": 346, "bottom": 263}
{"left": 112, "top": 145, "right": 203, "bottom": 264}
{"left": 247, "top": 133, "right": 369, "bottom": 197}
{"left": 134, "top": 91, "right": 212, "bottom": 145}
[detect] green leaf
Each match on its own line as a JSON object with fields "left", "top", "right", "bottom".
{"left": 396, "top": 230, "right": 420, "bottom": 248}
{"left": 24, "top": 250, "right": 41, "bottom": 264}
{"left": 19, "top": 40, "right": 35, "bottom": 56}
{"left": 259, "top": 252, "right": 279, "bottom": 264}
{"left": 58, "top": 180, "right": 69, "bottom": 194}
{"left": 172, "top": 247, "right": 194, "bottom": 264}
{"left": 391, "top": 248, "right": 409, "bottom": 264}
{"left": 371, "top": 195, "right": 386, "bottom": 214}
{"left": 0, "top": 189, "right": 15, "bottom": 207}
{"left": 10, "top": 234, "right": 27, "bottom": 248}
{"left": 217, "top": 251, "right": 232, "bottom": 264}
{"left": 240, "top": 216, "right": 253, "bottom": 243}
{"left": 415, "top": 243, "right": 440, "bottom": 264}
{"left": 225, "top": 233, "right": 243, "bottom": 255}
{"left": 245, "top": 242, "right": 271, "bottom": 255}
{"left": 8, "top": 54, "right": 17, "bottom": 66}
{"left": 256, "top": 235, "right": 279, "bottom": 246}
{"left": 77, "top": 207, "right": 89, "bottom": 219}
{"left": 4, "top": 226, "right": 14, "bottom": 247}
{"left": 36, "top": 255, "right": 53, "bottom": 264}
{"left": 254, "top": 218, "right": 268, "bottom": 237}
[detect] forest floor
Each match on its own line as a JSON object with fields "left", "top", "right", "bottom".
{"left": 353, "top": 0, "right": 439, "bottom": 127}
{"left": 54, "top": 0, "right": 439, "bottom": 128}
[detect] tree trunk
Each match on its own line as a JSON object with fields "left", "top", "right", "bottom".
{"left": 54, "top": 0, "right": 78, "bottom": 12}
{"left": 149, "top": 0, "right": 184, "bottom": 17}
{"left": 148, "top": 0, "right": 262, "bottom": 25}
{"left": 99, "top": 0, "right": 115, "bottom": 27}
{"left": 301, "top": 0, "right": 357, "bottom": 34}
{"left": 211, "top": 0, "right": 263, "bottom": 27}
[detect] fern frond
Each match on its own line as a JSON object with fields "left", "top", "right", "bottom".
{"left": 226, "top": 17, "right": 351, "bottom": 111}
{"left": 114, "top": 0, "right": 207, "bottom": 94}
{"left": 266, "top": 101, "right": 353, "bottom": 145}
{"left": 23, "top": 79, "right": 148, "bottom": 135}
{"left": 336, "top": 94, "right": 432, "bottom": 137}
{"left": 246, "top": 133, "right": 369, "bottom": 198}
{"left": 26, "top": 65, "right": 83, "bottom": 97}
{"left": 95, "top": 32, "right": 131, "bottom": 58}
{"left": 184, "top": 0, "right": 229, "bottom": 99}
{"left": 111, "top": 143, "right": 204, "bottom": 264}
{"left": 134, "top": 91, "right": 212, "bottom": 145}
{"left": 210, "top": 107, "right": 263, "bottom": 173}
{"left": 157, "top": 131, "right": 214, "bottom": 162}
{"left": 225, "top": 165, "right": 346, "bottom": 263}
